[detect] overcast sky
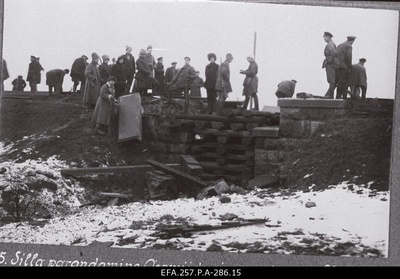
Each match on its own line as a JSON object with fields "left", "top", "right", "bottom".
{"left": 2, "top": 0, "right": 399, "bottom": 107}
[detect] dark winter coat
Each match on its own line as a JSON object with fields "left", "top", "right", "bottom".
{"left": 99, "top": 62, "right": 110, "bottom": 85}
{"left": 122, "top": 53, "right": 136, "bottom": 77}
{"left": 110, "top": 63, "right": 127, "bottom": 85}
{"left": 27, "top": 60, "right": 44, "bottom": 84}
{"left": 190, "top": 77, "right": 204, "bottom": 97}
{"left": 145, "top": 53, "right": 156, "bottom": 77}
{"left": 46, "top": 69, "right": 67, "bottom": 87}
{"left": 12, "top": 77, "right": 27, "bottom": 91}
{"left": 348, "top": 63, "right": 367, "bottom": 88}
{"left": 2, "top": 59, "right": 9, "bottom": 81}
{"left": 154, "top": 62, "right": 164, "bottom": 85}
{"left": 135, "top": 56, "right": 152, "bottom": 89}
{"left": 337, "top": 41, "right": 353, "bottom": 70}
{"left": 70, "top": 57, "right": 88, "bottom": 81}
{"left": 215, "top": 62, "right": 232, "bottom": 95}
{"left": 204, "top": 62, "right": 219, "bottom": 89}
{"left": 241, "top": 60, "right": 258, "bottom": 96}
{"left": 173, "top": 64, "right": 196, "bottom": 89}
{"left": 83, "top": 62, "right": 101, "bottom": 105}
{"left": 275, "top": 80, "right": 296, "bottom": 98}
{"left": 165, "top": 66, "right": 177, "bottom": 84}
{"left": 91, "top": 82, "right": 116, "bottom": 126}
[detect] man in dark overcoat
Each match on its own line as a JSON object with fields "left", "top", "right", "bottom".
{"left": 70, "top": 55, "right": 88, "bottom": 94}
{"left": 99, "top": 55, "right": 110, "bottom": 86}
{"left": 122, "top": 46, "right": 136, "bottom": 94}
{"left": 154, "top": 57, "right": 165, "bottom": 94}
{"left": 348, "top": 58, "right": 368, "bottom": 100}
{"left": 110, "top": 55, "right": 128, "bottom": 99}
{"left": 46, "top": 69, "right": 69, "bottom": 95}
{"left": 240, "top": 55, "right": 259, "bottom": 111}
{"left": 27, "top": 55, "right": 44, "bottom": 93}
{"left": 336, "top": 36, "right": 356, "bottom": 99}
{"left": 215, "top": 53, "right": 233, "bottom": 114}
{"left": 204, "top": 53, "right": 219, "bottom": 114}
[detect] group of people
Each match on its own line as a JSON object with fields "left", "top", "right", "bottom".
{"left": 322, "top": 32, "right": 367, "bottom": 100}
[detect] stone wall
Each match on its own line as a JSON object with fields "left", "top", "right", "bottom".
{"left": 254, "top": 99, "right": 350, "bottom": 176}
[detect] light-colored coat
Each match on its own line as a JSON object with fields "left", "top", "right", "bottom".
{"left": 91, "top": 82, "right": 116, "bottom": 126}
{"left": 83, "top": 62, "right": 101, "bottom": 105}
{"left": 241, "top": 60, "right": 258, "bottom": 96}
{"left": 215, "top": 62, "right": 232, "bottom": 96}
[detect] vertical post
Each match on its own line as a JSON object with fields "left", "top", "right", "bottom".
{"left": 250, "top": 32, "right": 257, "bottom": 110}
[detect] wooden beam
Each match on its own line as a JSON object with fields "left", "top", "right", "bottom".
{"left": 146, "top": 159, "right": 207, "bottom": 188}
{"left": 61, "top": 164, "right": 180, "bottom": 176}
{"left": 194, "top": 127, "right": 252, "bottom": 138}
{"left": 176, "top": 114, "right": 272, "bottom": 124}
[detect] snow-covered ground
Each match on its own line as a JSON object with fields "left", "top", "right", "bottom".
{"left": 0, "top": 142, "right": 390, "bottom": 257}
{"left": 0, "top": 157, "right": 389, "bottom": 257}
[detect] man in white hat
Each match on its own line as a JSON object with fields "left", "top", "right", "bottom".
{"left": 240, "top": 55, "right": 259, "bottom": 110}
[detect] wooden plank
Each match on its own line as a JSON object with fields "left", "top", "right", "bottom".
{"left": 98, "top": 192, "right": 130, "bottom": 199}
{"left": 222, "top": 109, "right": 243, "bottom": 117}
{"left": 199, "top": 161, "right": 252, "bottom": 173}
{"left": 176, "top": 114, "right": 272, "bottom": 124}
{"left": 217, "top": 136, "right": 229, "bottom": 144}
{"left": 246, "top": 123, "right": 259, "bottom": 131}
{"left": 118, "top": 93, "right": 142, "bottom": 142}
{"left": 180, "top": 155, "right": 203, "bottom": 176}
{"left": 61, "top": 164, "right": 180, "bottom": 176}
{"left": 242, "top": 110, "right": 274, "bottom": 117}
{"left": 194, "top": 127, "right": 252, "bottom": 138}
{"left": 146, "top": 159, "right": 207, "bottom": 188}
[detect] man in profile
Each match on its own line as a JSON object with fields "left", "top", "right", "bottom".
{"left": 336, "top": 35, "right": 356, "bottom": 99}
{"left": 349, "top": 58, "right": 368, "bottom": 100}
{"left": 322, "top": 31, "right": 338, "bottom": 99}
{"left": 27, "top": 55, "right": 44, "bottom": 93}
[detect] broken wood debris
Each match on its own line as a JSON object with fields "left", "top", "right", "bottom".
{"left": 153, "top": 218, "right": 268, "bottom": 238}
{"left": 60, "top": 164, "right": 181, "bottom": 177}
{"left": 146, "top": 159, "right": 207, "bottom": 188}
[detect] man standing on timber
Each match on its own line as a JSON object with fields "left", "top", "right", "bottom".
{"left": 204, "top": 53, "right": 219, "bottom": 114}
{"left": 322, "top": 31, "right": 339, "bottom": 99}
{"left": 240, "top": 55, "right": 259, "bottom": 111}
{"left": 27, "top": 55, "right": 44, "bottom": 93}
{"left": 336, "top": 35, "right": 356, "bottom": 99}
{"left": 215, "top": 53, "right": 233, "bottom": 115}
{"left": 167, "top": 57, "right": 196, "bottom": 103}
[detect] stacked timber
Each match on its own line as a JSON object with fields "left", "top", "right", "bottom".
{"left": 176, "top": 109, "right": 280, "bottom": 180}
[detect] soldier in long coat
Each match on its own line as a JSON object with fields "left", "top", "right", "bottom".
{"left": 215, "top": 53, "right": 233, "bottom": 114}
{"left": 27, "top": 55, "right": 44, "bottom": 93}
{"left": 83, "top": 52, "right": 101, "bottom": 109}
{"left": 240, "top": 55, "right": 259, "bottom": 110}
{"left": 336, "top": 36, "right": 356, "bottom": 99}
{"left": 204, "top": 53, "right": 219, "bottom": 114}
{"left": 110, "top": 55, "right": 128, "bottom": 99}
{"left": 135, "top": 49, "right": 152, "bottom": 96}
{"left": 165, "top": 62, "right": 177, "bottom": 85}
{"left": 348, "top": 58, "right": 368, "bottom": 100}
{"left": 122, "top": 46, "right": 136, "bottom": 94}
{"left": 91, "top": 76, "right": 118, "bottom": 135}
{"left": 70, "top": 55, "right": 88, "bottom": 94}
{"left": 46, "top": 69, "right": 69, "bottom": 95}
{"left": 99, "top": 55, "right": 110, "bottom": 86}
{"left": 154, "top": 57, "right": 165, "bottom": 94}
{"left": 322, "top": 32, "right": 339, "bottom": 99}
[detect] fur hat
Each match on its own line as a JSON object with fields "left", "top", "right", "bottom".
{"left": 102, "top": 55, "right": 110, "bottom": 62}
{"left": 226, "top": 53, "right": 233, "bottom": 60}
{"left": 147, "top": 45, "right": 153, "bottom": 50}
{"left": 126, "top": 45, "right": 132, "bottom": 51}
{"left": 207, "top": 53, "right": 216, "bottom": 61}
{"left": 359, "top": 58, "right": 366, "bottom": 63}
{"left": 81, "top": 55, "right": 88, "bottom": 60}
{"left": 91, "top": 52, "right": 100, "bottom": 61}
{"left": 117, "top": 55, "right": 125, "bottom": 62}
{"left": 139, "top": 49, "right": 147, "bottom": 56}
